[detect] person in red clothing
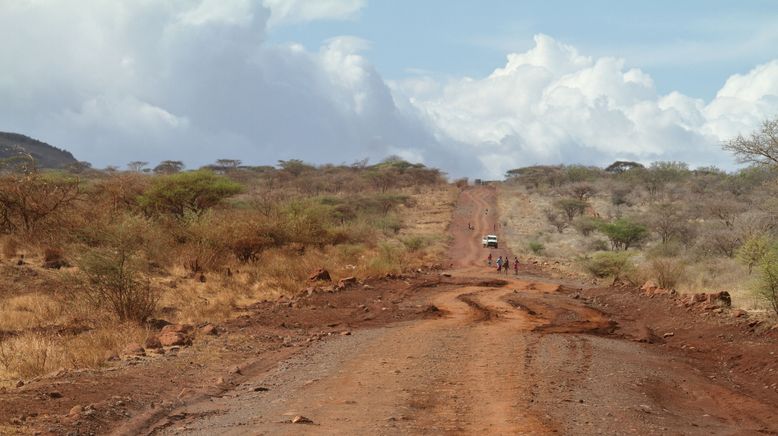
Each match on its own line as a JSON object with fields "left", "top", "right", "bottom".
{"left": 513, "top": 257, "right": 519, "bottom": 275}
{"left": 487, "top": 253, "right": 492, "bottom": 266}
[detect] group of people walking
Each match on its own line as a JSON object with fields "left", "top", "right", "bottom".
{"left": 487, "top": 253, "right": 518, "bottom": 275}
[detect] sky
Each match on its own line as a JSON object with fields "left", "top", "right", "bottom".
{"left": 1, "top": 0, "right": 778, "bottom": 178}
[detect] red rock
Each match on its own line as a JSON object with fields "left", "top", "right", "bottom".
{"left": 640, "top": 280, "right": 658, "bottom": 294}
{"left": 159, "top": 331, "right": 191, "bottom": 347}
{"left": 122, "top": 343, "right": 145, "bottom": 356}
{"left": 200, "top": 324, "right": 218, "bottom": 336}
{"left": 308, "top": 268, "right": 331, "bottom": 282}
{"left": 144, "top": 336, "right": 163, "bottom": 349}
{"left": 732, "top": 309, "right": 748, "bottom": 318}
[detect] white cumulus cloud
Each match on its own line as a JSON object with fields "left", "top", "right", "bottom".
{"left": 399, "top": 34, "right": 778, "bottom": 177}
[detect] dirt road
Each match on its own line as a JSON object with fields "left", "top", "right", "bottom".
{"left": 135, "top": 187, "right": 778, "bottom": 435}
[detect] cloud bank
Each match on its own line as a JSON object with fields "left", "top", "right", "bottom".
{"left": 397, "top": 35, "right": 778, "bottom": 177}
{"left": 0, "top": 1, "right": 777, "bottom": 178}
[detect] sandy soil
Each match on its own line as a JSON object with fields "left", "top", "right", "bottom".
{"left": 2, "top": 186, "right": 778, "bottom": 435}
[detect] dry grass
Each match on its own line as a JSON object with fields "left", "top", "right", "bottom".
{"left": 0, "top": 324, "right": 146, "bottom": 383}
{"left": 497, "top": 184, "right": 761, "bottom": 310}
{"left": 0, "top": 182, "right": 457, "bottom": 382}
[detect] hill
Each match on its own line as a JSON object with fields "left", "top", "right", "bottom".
{"left": 0, "top": 132, "right": 78, "bottom": 168}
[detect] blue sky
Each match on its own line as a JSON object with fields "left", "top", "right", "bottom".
{"left": 2, "top": 0, "right": 778, "bottom": 177}
{"left": 268, "top": 0, "right": 778, "bottom": 99}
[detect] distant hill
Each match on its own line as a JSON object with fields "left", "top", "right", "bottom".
{"left": 0, "top": 132, "right": 78, "bottom": 169}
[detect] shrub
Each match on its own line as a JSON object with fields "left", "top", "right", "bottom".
{"left": 528, "top": 241, "right": 545, "bottom": 255}
{"left": 736, "top": 234, "right": 771, "bottom": 274}
{"left": 648, "top": 257, "right": 686, "bottom": 289}
{"left": 76, "top": 218, "right": 158, "bottom": 323}
{"left": 139, "top": 170, "right": 242, "bottom": 218}
{"left": 401, "top": 235, "right": 430, "bottom": 252}
{"left": 754, "top": 250, "right": 778, "bottom": 315}
{"left": 544, "top": 209, "right": 568, "bottom": 233}
{"left": 587, "top": 239, "right": 609, "bottom": 252}
{"left": 580, "top": 251, "right": 635, "bottom": 285}
{"left": 555, "top": 198, "right": 588, "bottom": 221}
{"left": 572, "top": 216, "right": 599, "bottom": 236}
{"left": 598, "top": 218, "right": 648, "bottom": 251}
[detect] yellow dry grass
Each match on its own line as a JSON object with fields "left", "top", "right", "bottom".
{"left": 0, "top": 184, "right": 457, "bottom": 381}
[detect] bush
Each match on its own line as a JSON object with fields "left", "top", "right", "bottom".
{"left": 580, "top": 251, "right": 635, "bottom": 285}
{"left": 76, "top": 218, "right": 158, "bottom": 323}
{"left": 598, "top": 218, "right": 648, "bottom": 251}
{"left": 555, "top": 198, "right": 589, "bottom": 221}
{"left": 736, "top": 234, "right": 771, "bottom": 274}
{"left": 139, "top": 170, "right": 242, "bottom": 218}
{"left": 544, "top": 210, "right": 568, "bottom": 233}
{"left": 587, "top": 239, "right": 609, "bottom": 252}
{"left": 648, "top": 257, "right": 686, "bottom": 289}
{"left": 401, "top": 235, "right": 430, "bottom": 252}
{"left": 528, "top": 241, "right": 545, "bottom": 255}
{"left": 755, "top": 250, "right": 778, "bottom": 315}
{"left": 573, "top": 216, "right": 599, "bottom": 236}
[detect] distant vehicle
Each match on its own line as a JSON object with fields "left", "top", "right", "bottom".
{"left": 482, "top": 234, "right": 498, "bottom": 248}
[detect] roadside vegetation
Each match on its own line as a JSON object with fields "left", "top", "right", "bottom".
{"left": 0, "top": 155, "right": 454, "bottom": 382}
{"left": 499, "top": 117, "right": 778, "bottom": 317}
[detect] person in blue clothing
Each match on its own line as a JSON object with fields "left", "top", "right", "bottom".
{"left": 496, "top": 256, "right": 503, "bottom": 272}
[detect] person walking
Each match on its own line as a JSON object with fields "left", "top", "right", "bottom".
{"left": 503, "top": 257, "right": 509, "bottom": 274}
{"left": 496, "top": 256, "right": 503, "bottom": 272}
{"left": 487, "top": 253, "right": 492, "bottom": 266}
{"left": 514, "top": 257, "right": 519, "bottom": 275}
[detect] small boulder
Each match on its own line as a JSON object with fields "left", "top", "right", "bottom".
{"left": 732, "top": 309, "right": 748, "bottom": 318}
{"left": 146, "top": 318, "right": 172, "bottom": 330}
{"left": 144, "top": 336, "right": 163, "bottom": 349}
{"left": 640, "top": 281, "right": 658, "bottom": 294}
{"left": 291, "top": 415, "right": 314, "bottom": 424}
{"left": 337, "top": 276, "right": 357, "bottom": 289}
{"left": 122, "top": 343, "right": 145, "bottom": 356}
{"left": 199, "top": 324, "right": 218, "bottom": 336}
{"left": 68, "top": 405, "right": 83, "bottom": 417}
{"left": 707, "top": 291, "right": 731, "bottom": 307}
{"left": 159, "top": 331, "right": 191, "bottom": 347}
{"left": 308, "top": 268, "right": 331, "bottom": 282}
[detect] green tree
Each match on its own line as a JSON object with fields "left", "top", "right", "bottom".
{"left": 737, "top": 234, "right": 771, "bottom": 274}
{"left": 598, "top": 218, "right": 648, "bottom": 251}
{"left": 139, "top": 170, "right": 242, "bottom": 218}
{"left": 755, "top": 249, "right": 778, "bottom": 315}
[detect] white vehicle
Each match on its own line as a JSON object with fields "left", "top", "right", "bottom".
{"left": 482, "top": 234, "right": 498, "bottom": 248}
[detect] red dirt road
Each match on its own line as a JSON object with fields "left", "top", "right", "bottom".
{"left": 3, "top": 186, "right": 777, "bottom": 435}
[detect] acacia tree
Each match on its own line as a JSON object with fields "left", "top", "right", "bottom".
{"left": 724, "top": 117, "right": 778, "bottom": 166}
{"left": 153, "top": 160, "right": 184, "bottom": 175}
{"left": 598, "top": 218, "right": 648, "bottom": 251}
{"left": 139, "top": 170, "right": 242, "bottom": 218}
